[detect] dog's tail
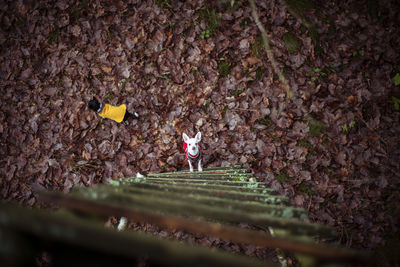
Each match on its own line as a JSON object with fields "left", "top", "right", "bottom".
{"left": 126, "top": 111, "right": 139, "bottom": 119}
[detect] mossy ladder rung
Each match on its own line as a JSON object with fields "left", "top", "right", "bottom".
{"left": 117, "top": 179, "right": 278, "bottom": 196}
{"left": 142, "top": 178, "right": 265, "bottom": 187}
{"left": 77, "top": 184, "right": 308, "bottom": 220}
{"left": 112, "top": 179, "right": 289, "bottom": 206}
{"left": 149, "top": 165, "right": 245, "bottom": 175}
{"left": 72, "top": 185, "right": 329, "bottom": 237}
{"left": 147, "top": 167, "right": 250, "bottom": 178}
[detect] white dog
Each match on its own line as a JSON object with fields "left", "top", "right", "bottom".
{"left": 183, "top": 132, "right": 203, "bottom": 172}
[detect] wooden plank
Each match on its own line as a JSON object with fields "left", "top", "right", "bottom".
{"left": 92, "top": 184, "right": 307, "bottom": 219}
{"left": 147, "top": 174, "right": 256, "bottom": 182}
{"left": 147, "top": 170, "right": 251, "bottom": 177}
{"left": 143, "top": 175, "right": 252, "bottom": 181}
{"left": 119, "top": 179, "right": 275, "bottom": 194}
{"left": 106, "top": 182, "right": 288, "bottom": 205}
{"left": 137, "top": 178, "right": 267, "bottom": 187}
{"left": 151, "top": 166, "right": 245, "bottom": 175}
{"left": 71, "top": 186, "right": 336, "bottom": 237}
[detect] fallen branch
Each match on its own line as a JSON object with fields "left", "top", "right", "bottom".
{"left": 249, "top": 0, "right": 294, "bottom": 99}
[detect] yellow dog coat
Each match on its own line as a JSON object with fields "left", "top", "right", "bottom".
{"left": 98, "top": 103, "right": 126, "bottom": 123}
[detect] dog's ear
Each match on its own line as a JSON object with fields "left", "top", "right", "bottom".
{"left": 183, "top": 133, "right": 189, "bottom": 142}
{"left": 195, "top": 132, "right": 201, "bottom": 142}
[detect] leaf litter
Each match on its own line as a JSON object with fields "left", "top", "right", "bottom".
{"left": 0, "top": 0, "right": 399, "bottom": 264}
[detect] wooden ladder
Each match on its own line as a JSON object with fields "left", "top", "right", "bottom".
{"left": 0, "top": 166, "right": 372, "bottom": 266}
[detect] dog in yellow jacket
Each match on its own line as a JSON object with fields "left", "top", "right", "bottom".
{"left": 88, "top": 97, "right": 139, "bottom": 125}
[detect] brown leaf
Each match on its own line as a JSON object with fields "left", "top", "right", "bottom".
{"left": 101, "top": 65, "right": 112, "bottom": 73}
{"left": 335, "top": 151, "right": 347, "bottom": 166}
{"left": 293, "top": 194, "right": 305, "bottom": 207}
{"left": 20, "top": 68, "right": 32, "bottom": 80}
{"left": 82, "top": 150, "right": 91, "bottom": 161}
{"left": 247, "top": 57, "right": 261, "bottom": 65}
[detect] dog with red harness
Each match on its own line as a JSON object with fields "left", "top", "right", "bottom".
{"left": 183, "top": 132, "right": 203, "bottom": 172}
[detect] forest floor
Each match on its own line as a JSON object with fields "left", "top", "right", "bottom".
{"left": 1, "top": 0, "right": 399, "bottom": 265}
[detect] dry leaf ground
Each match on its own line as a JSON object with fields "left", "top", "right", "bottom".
{"left": 1, "top": 0, "right": 399, "bottom": 264}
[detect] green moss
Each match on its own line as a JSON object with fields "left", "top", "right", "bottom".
{"left": 252, "top": 35, "right": 263, "bottom": 58}
{"left": 276, "top": 170, "right": 290, "bottom": 183}
{"left": 155, "top": 0, "right": 172, "bottom": 9}
{"left": 48, "top": 26, "right": 60, "bottom": 44}
{"left": 255, "top": 66, "right": 266, "bottom": 81}
{"left": 245, "top": 182, "right": 260, "bottom": 189}
{"left": 266, "top": 132, "right": 279, "bottom": 141}
{"left": 70, "top": 0, "right": 89, "bottom": 23}
{"left": 283, "top": 32, "right": 299, "bottom": 54}
{"left": 283, "top": 0, "right": 321, "bottom": 53}
{"left": 309, "top": 119, "right": 324, "bottom": 136}
{"left": 199, "top": 7, "right": 220, "bottom": 35}
{"left": 257, "top": 116, "right": 272, "bottom": 127}
{"left": 55, "top": 79, "right": 63, "bottom": 88}
{"left": 240, "top": 17, "right": 251, "bottom": 28}
{"left": 104, "top": 29, "right": 112, "bottom": 40}
{"left": 217, "top": 60, "right": 230, "bottom": 77}
{"left": 302, "top": 163, "right": 309, "bottom": 170}
{"left": 231, "top": 88, "right": 244, "bottom": 97}
{"left": 201, "top": 102, "right": 210, "bottom": 111}
{"left": 109, "top": 180, "right": 120, "bottom": 186}
{"left": 104, "top": 92, "right": 115, "bottom": 101}
{"left": 232, "top": 176, "right": 247, "bottom": 182}
{"left": 321, "top": 135, "right": 329, "bottom": 146}
{"left": 296, "top": 139, "right": 312, "bottom": 149}
{"left": 298, "top": 183, "right": 312, "bottom": 195}
{"left": 312, "top": 67, "right": 327, "bottom": 77}
{"left": 282, "top": 208, "right": 294, "bottom": 218}
{"left": 308, "top": 25, "right": 322, "bottom": 53}
{"left": 95, "top": 73, "right": 104, "bottom": 80}
{"left": 243, "top": 69, "right": 250, "bottom": 78}
{"left": 391, "top": 73, "right": 400, "bottom": 86}
{"left": 220, "top": 105, "right": 228, "bottom": 118}
{"left": 391, "top": 96, "right": 400, "bottom": 111}
{"left": 352, "top": 46, "right": 365, "bottom": 57}
{"left": 200, "top": 30, "right": 211, "bottom": 39}
{"left": 284, "top": 0, "right": 315, "bottom": 16}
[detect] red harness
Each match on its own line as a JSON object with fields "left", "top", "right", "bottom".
{"left": 183, "top": 142, "right": 203, "bottom": 163}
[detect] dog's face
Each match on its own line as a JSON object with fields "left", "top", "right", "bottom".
{"left": 183, "top": 132, "right": 201, "bottom": 155}
{"left": 88, "top": 97, "right": 100, "bottom": 112}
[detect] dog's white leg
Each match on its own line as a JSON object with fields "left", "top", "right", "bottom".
{"left": 198, "top": 159, "right": 202, "bottom": 172}
{"left": 188, "top": 160, "right": 193, "bottom": 172}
